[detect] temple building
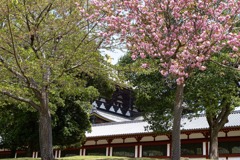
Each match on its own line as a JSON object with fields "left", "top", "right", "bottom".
{"left": 1, "top": 88, "right": 240, "bottom": 159}
{"left": 75, "top": 88, "right": 240, "bottom": 159}
{"left": 39, "top": 87, "right": 240, "bottom": 159}
{"left": 78, "top": 97, "right": 240, "bottom": 160}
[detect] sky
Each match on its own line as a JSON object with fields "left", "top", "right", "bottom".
{"left": 100, "top": 49, "right": 127, "bottom": 64}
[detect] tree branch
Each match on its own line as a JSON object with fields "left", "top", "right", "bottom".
{"left": 0, "top": 55, "right": 40, "bottom": 96}
{"left": 1, "top": 90, "right": 40, "bottom": 111}
{"left": 209, "top": 59, "right": 240, "bottom": 72}
{"left": 6, "top": 4, "right": 37, "bottom": 91}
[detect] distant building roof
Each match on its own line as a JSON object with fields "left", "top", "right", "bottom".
{"left": 181, "top": 111, "right": 240, "bottom": 130}
{"left": 86, "top": 120, "right": 149, "bottom": 138}
{"left": 92, "top": 109, "right": 131, "bottom": 122}
{"left": 86, "top": 111, "right": 240, "bottom": 138}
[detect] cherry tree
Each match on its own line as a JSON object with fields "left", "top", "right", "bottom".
{"left": 77, "top": 0, "right": 240, "bottom": 159}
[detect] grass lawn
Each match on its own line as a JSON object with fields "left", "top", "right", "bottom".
{"left": 1, "top": 156, "right": 163, "bottom": 160}
{"left": 59, "top": 156, "right": 164, "bottom": 159}
{"left": 1, "top": 156, "right": 211, "bottom": 160}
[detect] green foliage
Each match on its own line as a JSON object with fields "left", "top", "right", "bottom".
{"left": 52, "top": 93, "right": 93, "bottom": 148}
{"left": 185, "top": 58, "right": 240, "bottom": 117}
{"left": 118, "top": 53, "right": 176, "bottom": 132}
{"left": 0, "top": 90, "right": 95, "bottom": 150}
{"left": 135, "top": 72, "right": 175, "bottom": 132}
{"left": 0, "top": 1, "right": 116, "bottom": 154}
{"left": 0, "top": 0, "right": 105, "bottom": 108}
{"left": 0, "top": 103, "right": 39, "bottom": 151}
{"left": 118, "top": 53, "right": 240, "bottom": 132}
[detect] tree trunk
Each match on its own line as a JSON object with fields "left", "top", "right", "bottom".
{"left": 171, "top": 83, "right": 184, "bottom": 160}
{"left": 39, "top": 93, "right": 54, "bottom": 160}
{"left": 209, "top": 126, "right": 219, "bottom": 160}
{"left": 39, "top": 109, "right": 54, "bottom": 160}
{"left": 207, "top": 100, "right": 232, "bottom": 160}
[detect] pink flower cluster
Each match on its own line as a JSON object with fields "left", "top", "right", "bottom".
{"left": 78, "top": 0, "right": 240, "bottom": 84}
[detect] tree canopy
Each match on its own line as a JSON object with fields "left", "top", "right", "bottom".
{"left": 0, "top": 1, "right": 112, "bottom": 159}
{"left": 81, "top": 1, "right": 240, "bottom": 159}
{"left": 185, "top": 55, "right": 240, "bottom": 159}
{"left": 119, "top": 53, "right": 240, "bottom": 159}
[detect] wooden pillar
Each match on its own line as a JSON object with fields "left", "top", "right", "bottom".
{"left": 32, "top": 152, "right": 35, "bottom": 158}
{"left": 58, "top": 150, "right": 61, "bottom": 158}
{"left": 206, "top": 142, "right": 209, "bottom": 159}
{"left": 167, "top": 134, "right": 172, "bottom": 157}
{"left": 109, "top": 147, "right": 113, "bottom": 156}
{"left": 79, "top": 149, "right": 82, "bottom": 156}
{"left": 135, "top": 136, "right": 142, "bottom": 158}
{"left": 139, "top": 145, "right": 142, "bottom": 158}
{"left": 203, "top": 142, "right": 206, "bottom": 156}
{"left": 106, "top": 147, "right": 109, "bottom": 156}
{"left": 81, "top": 141, "right": 86, "bottom": 156}
{"left": 202, "top": 131, "right": 209, "bottom": 159}
{"left": 123, "top": 138, "right": 125, "bottom": 143}
{"left": 167, "top": 143, "right": 171, "bottom": 157}
{"left": 107, "top": 139, "right": 112, "bottom": 156}
{"left": 54, "top": 150, "right": 58, "bottom": 159}
{"left": 224, "top": 131, "right": 229, "bottom": 137}
{"left": 83, "top": 148, "right": 86, "bottom": 156}
{"left": 54, "top": 150, "right": 61, "bottom": 158}
{"left": 134, "top": 145, "right": 138, "bottom": 158}
{"left": 32, "top": 151, "right": 38, "bottom": 158}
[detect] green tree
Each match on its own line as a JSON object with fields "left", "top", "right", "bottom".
{"left": 0, "top": 1, "right": 105, "bottom": 159}
{"left": 185, "top": 57, "right": 240, "bottom": 159}
{"left": 119, "top": 53, "right": 240, "bottom": 159}
{"left": 52, "top": 87, "right": 99, "bottom": 148}
{"left": 118, "top": 53, "right": 175, "bottom": 131}
{"left": 0, "top": 88, "right": 97, "bottom": 157}
{"left": 0, "top": 103, "right": 39, "bottom": 157}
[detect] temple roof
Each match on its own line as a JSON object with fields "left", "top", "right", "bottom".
{"left": 86, "top": 111, "right": 240, "bottom": 138}
{"left": 92, "top": 109, "right": 131, "bottom": 122}
{"left": 181, "top": 111, "right": 240, "bottom": 130}
{"left": 86, "top": 120, "right": 149, "bottom": 137}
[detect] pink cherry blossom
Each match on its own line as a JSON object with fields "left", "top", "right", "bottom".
{"left": 141, "top": 63, "right": 148, "bottom": 68}
{"left": 80, "top": 0, "right": 240, "bottom": 85}
{"left": 140, "top": 53, "right": 146, "bottom": 59}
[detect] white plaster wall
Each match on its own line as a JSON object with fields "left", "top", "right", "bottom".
{"left": 125, "top": 137, "right": 137, "bottom": 143}
{"left": 218, "top": 132, "right": 225, "bottom": 137}
{"left": 189, "top": 133, "right": 205, "bottom": 139}
{"left": 228, "top": 130, "right": 240, "bottom": 137}
{"left": 112, "top": 138, "right": 123, "bottom": 144}
{"left": 97, "top": 140, "right": 108, "bottom": 145}
{"left": 0, "top": 149, "right": 10, "bottom": 151}
{"left": 180, "top": 134, "right": 188, "bottom": 139}
{"left": 140, "top": 136, "right": 154, "bottom": 142}
{"left": 228, "top": 157, "right": 240, "bottom": 160}
{"left": 155, "top": 135, "right": 169, "bottom": 141}
{"left": 84, "top": 140, "right": 95, "bottom": 146}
